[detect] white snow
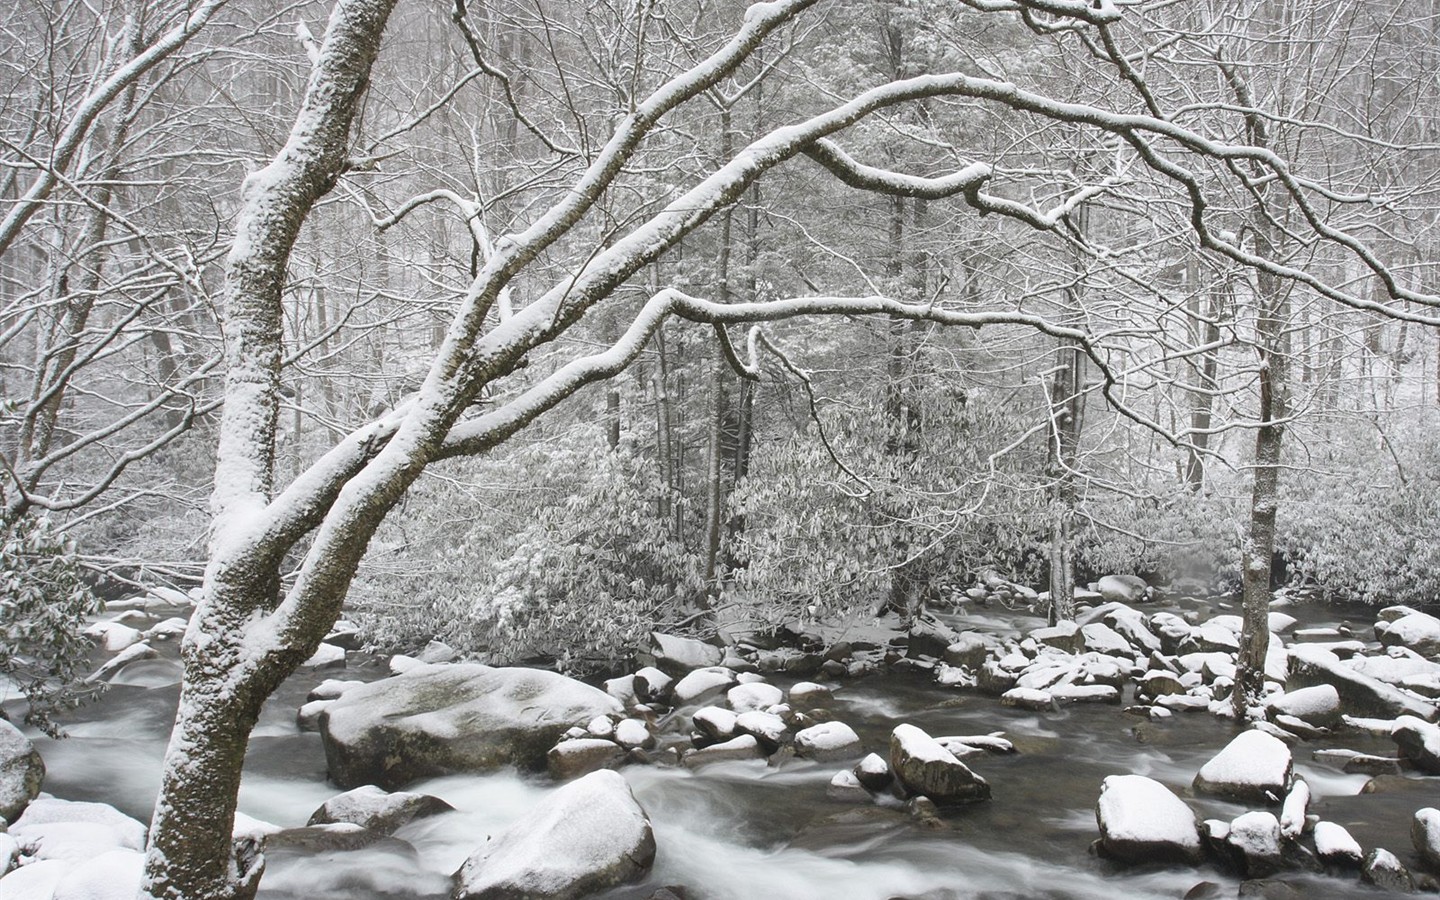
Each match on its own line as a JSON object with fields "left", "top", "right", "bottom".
{"left": 1379, "top": 612, "right": 1440, "bottom": 649}
{"left": 301, "top": 642, "right": 347, "bottom": 669}
{"left": 693, "top": 706, "right": 738, "bottom": 739}
{"left": 794, "top": 722, "right": 860, "bottom": 759}
{"left": 1194, "top": 729, "right": 1292, "bottom": 800}
{"left": 1313, "top": 821, "right": 1363, "bottom": 862}
{"left": 1080, "top": 623, "right": 1132, "bottom": 656}
{"left": 1227, "top": 810, "right": 1280, "bottom": 858}
{"left": 1095, "top": 775, "right": 1200, "bottom": 849}
{"left": 453, "top": 769, "right": 652, "bottom": 897}
{"left": 613, "top": 718, "right": 651, "bottom": 750}
{"left": 1268, "top": 612, "right": 1298, "bottom": 634}
{"left": 788, "top": 682, "right": 830, "bottom": 704}
{"left": 734, "top": 711, "right": 786, "bottom": 745}
{"left": 9, "top": 798, "right": 147, "bottom": 862}
{"left": 727, "top": 682, "right": 783, "bottom": 713}
{"left": 1280, "top": 777, "right": 1309, "bottom": 838}
{"left": 891, "top": 724, "right": 959, "bottom": 765}
{"left": 1051, "top": 684, "right": 1119, "bottom": 703}
{"left": 671, "top": 667, "right": 736, "bottom": 703}
{"left": 1266, "top": 685, "right": 1340, "bottom": 722}
{"left": 83, "top": 621, "right": 143, "bottom": 653}
{"left": 649, "top": 633, "right": 722, "bottom": 671}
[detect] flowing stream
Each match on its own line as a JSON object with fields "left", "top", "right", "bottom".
{"left": 19, "top": 599, "right": 1434, "bottom": 899}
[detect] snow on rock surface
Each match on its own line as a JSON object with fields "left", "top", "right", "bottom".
{"left": 889, "top": 724, "right": 989, "bottom": 804}
{"left": 1393, "top": 716, "right": 1440, "bottom": 774}
{"left": 547, "top": 738, "right": 626, "bottom": 781}
{"left": 1288, "top": 645, "right": 1439, "bottom": 721}
{"left": 1413, "top": 807, "right": 1440, "bottom": 872}
{"left": 692, "top": 707, "right": 738, "bottom": 742}
{"left": 301, "top": 642, "right": 347, "bottom": 670}
{"left": 8, "top": 797, "right": 146, "bottom": 861}
{"left": 1193, "top": 729, "right": 1292, "bottom": 803}
{"left": 48, "top": 848, "right": 144, "bottom": 900}
{"left": 82, "top": 621, "right": 142, "bottom": 653}
{"left": 794, "top": 722, "right": 861, "bottom": 762}
{"left": 1279, "top": 777, "right": 1309, "bottom": 839}
{"left": 1377, "top": 611, "right": 1440, "bottom": 656}
{"left": 1265, "top": 685, "right": 1341, "bottom": 727}
{"left": 1226, "top": 810, "right": 1282, "bottom": 877}
{"left": 0, "top": 721, "right": 43, "bottom": 824}
{"left": 1313, "top": 821, "right": 1363, "bottom": 866}
{"left": 1361, "top": 847, "right": 1415, "bottom": 892}
{"left": 670, "top": 667, "right": 736, "bottom": 704}
{"left": 453, "top": 770, "right": 654, "bottom": 900}
{"left": 1094, "top": 774, "right": 1202, "bottom": 865}
{"left": 320, "top": 664, "right": 622, "bottom": 789}
{"left": 307, "top": 784, "right": 452, "bottom": 835}
{"left": 648, "top": 632, "right": 722, "bottom": 675}
{"left": 726, "top": 682, "right": 783, "bottom": 713}
{"left": 1096, "top": 575, "right": 1148, "bottom": 605}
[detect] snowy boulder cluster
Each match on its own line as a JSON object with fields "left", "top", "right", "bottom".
{"left": 1095, "top": 726, "right": 1440, "bottom": 891}
{"left": 0, "top": 796, "right": 150, "bottom": 899}
{"left": 824, "top": 724, "right": 1012, "bottom": 812}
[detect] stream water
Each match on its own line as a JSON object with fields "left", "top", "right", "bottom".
{"left": 16, "top": 599, "right": 1437, "bottom": 900}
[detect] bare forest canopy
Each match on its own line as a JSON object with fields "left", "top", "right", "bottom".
{"left": 2, "top": 0, "right": 1440, "bottom": 893}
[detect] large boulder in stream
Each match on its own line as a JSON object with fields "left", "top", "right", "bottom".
{"left": 1095, "top": 774, "right": 1203, "bottom": 865}
{"left": 320, "top": 664, "right": 622, "bottom": 789}
{"left": 889, "top": 724, "right": 990, "bottom": 804}
{"left": 1392, "top": 716, "right": 1440, "bottom": 773}
{"left": 1193, "top": 730, "right": 1292, "bottom": 804}
{"left": 0, "top": 719, "right": 44, "bottom": 823}
{"left": 1288, "top": 645, "right": 1438, "bottom": 721}
{"left": 308, "top": 784, "right": 452, "bottom": 835}
{"left": 453, "top": 770, "right": 655, "bottom": 900}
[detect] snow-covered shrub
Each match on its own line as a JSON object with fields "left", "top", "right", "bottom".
{"left": 0, "top": 515, "right": 102, "bottom": 734}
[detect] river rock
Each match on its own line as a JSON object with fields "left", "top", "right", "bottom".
{"left": 907, "top": 617, "right": 961, "bottom": 660}
{"left": 453, "top": 770, "right": 654, "bottom": 900}
{"left": 683, "top": 734, "right": 763, "bottom": 767}
{"left": 1227, "top": 811, "right": 1283, "bottom": 877}
{"left": 1413, "top": 808, "right": 1440, "bottom": 872}
{"left": 1095, "top": 774, "right": 1202, "bottom": 865}
{"left": 1032, "top": 622, "right": 1083, "bottom": 653}
{"left": 788, "top": 682, "right": 831, "bottom": 705}
{"left": 308, "top": 784, "right": 452, "bottom": 834}
{"left": 0, "top": 720, "right": 44, "bottom": 824}
{"left": 794, "top": 722, "right": 861, "bottom": 762}
{"left": 548, "top": 738, "right": 627, "bottom": 780}
{"left": 1393, "top": 716, "right": 1440, "bottom": 773}
{"left": 1194, "top": 730, "right": 1292, "bottom": 803}
{"left": 1097, "top": 574, "right": 1148, "bottom": 605}
{"left": 727, "top": 682, "right": 783, "bottom": 713}
{"left": 301, "top": 642, "right": 347, "bottom": 670}
{"left": 692, "top": 707, "right": 738, "bottom": 743}
{"left": 308, "top": 679, "right": 365, "bottom": 702}
{"left": 889, "top": 724, "right": 989, "bottom": 804}
{"left": 1360, "top": 848, "right": 1415, "bottom": 892}
{"left": 1288, "top": 645, "right": 1438, "bottom": 721}
{"left": 297, "top": 698, "right": 333, "bottom": 732}
{"left": 1265, "top": 685, "right": 1340, "bottom": 727}
{"left": 649, "top": 633, "right": 722, "bottom": 675}
{"left": 826, "top": 769, "right": 870, "bottom": 803}
{"left": 854, "top": 753, "right": 892, "bottom": 791}
{"left": 83, "top": 621, "right": 143, "bottom": 653}
{"left": 1080, "top": 623, "right": 1133, "bottom": 657}
{"left": 671, "top": 667, "right": 736, "bottom": 704}
{"left": 944, "top": 633, "right": 1000, "bottom": 669}
{"left": 1313, "top": 821, "right": 1363, "bottom": 867}
{"left": 320, "top": 664, "right": 622, "bottom": 789}
{"left": 1377, "top": 612, "right": 1440, "bottom": 657}
{"left": 8, "top": 797, "right": 147, "bottom": 861}
{"left": 734, "top": 711, "right": 787, "bottom": 752}
{"left": 10, "top": 847, "right": 145, "bottom": 900}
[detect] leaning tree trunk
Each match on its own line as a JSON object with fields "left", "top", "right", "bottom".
{"left": 142, "top": 2, "right": 397, "bottom": 897}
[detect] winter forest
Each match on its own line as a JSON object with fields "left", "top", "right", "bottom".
{"left": 5, "top": 0, "right": 1440, "bottom": 897}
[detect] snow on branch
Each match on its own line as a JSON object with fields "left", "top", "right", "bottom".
{"left": 804, "top": 139, "right": 992, "bottom": 198}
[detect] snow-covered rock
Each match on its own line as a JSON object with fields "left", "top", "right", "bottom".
{"left": 1393, "top": 716, "right": 1440, "bottom": 774}
{"left": 547, "top": 738, "right": 626, "bottom": 781}
{"left": 1279, "top": 777, "right": 1309, "bottom": 839}
{"left": 8, "top": 797, "right": 147, "bottom": 861}
{"left": 1031, "top": 622, "right": 1082, "bottom": 653}
{"left": 1179, "top": 624, "right": 1240, "bottom": 654}
{"left": 683, "top": 734, "right": 763, "bottom": 768}
{"left": 1096, "top": 575, "right": 1148, "bottom": 605}
{"left": 1377, "top": 611, "right": 1440, "bottom": 657}
{"left": 83, "top": 621, "right": 143, "bottom": 653}
{"left": 612, "top": 718, "right": 653, "bottom": 751}
{"left": 692, "top": 707, "right": 738, "bottom": 743}
{"left": 85, "top": 641, "right": 157, "bottom": 684}
{"left": 1094, "top": 774, "right": 1202, "bottom": 865}
{"left": 734, "top": 710, "right": 786, "bottom": 752}
{"left": 649, "top": 632, "right": 721, "bottom": 675}
{"left": 19, "top": 847, "right": 145, "bottom": 900}
{"left": 826, "top": 769, "right": 870, "bottom": 803}
{"left": 670, "top": 666, "right": 736, "bottom": 704}
{"left": 453, "top": 770, "right": 654, "bottom": 900}
{"left": 788, "top": 682, "right": 831, "bottom": 705}
{"left": 632, "top": 666, "right": 672, "bottom": 704}
{"left": 297, "top": 698, "right": 333, "bottom": 732}
{"left": 726, "top": 682, "right": 783, "bottom": 713}
{"left": 1193, "top": 729, "right": 1292, "bottom": 803}
{"left": 1080, "top": 623, "right": 1132, "bottom": 657}
{"left": 308, "top": 679, "right": 364, "bottom": 702}
{"left": 308, "top": 784, "right": 451, "bottom": 835}
{"left": 1001, "top": 688, "right": 1054, "bottom": 710}
{"left": 1267, "top": 612, "right": 1298, "bottom": 634}
{"left": 854, "top": 753, "right": 891, "bottom": 791}
{"left": 1313, "top": 820, "right": 1363, "bottom": 867}
{"left": 1289, "top": 645, "right": 1438, "bottom": 721}
{"left": 1226, "top": 810, "right": 1282, "bottom": 877}
{"left": 1051, "top": 684, "right": 1119, "bottom": 704}
{"left": 1413, "top": 807, "right": 1440, "bottom": 872}
{"left": 0, "top": 720, "right": 43, "bottom": 824}
{"left": 1361, "top": 848, "right": 1415, "bottom": 892}
{"left": 794, "top": 722, "right": 861, "bottom": 762}
{"left": 889, "top": 724, "right": 989, "bottom": 804}
{"left": 1266, "top": 685, "right": 1341, "bottom": 727}
{"left": 320, "top": 664, "right": 622, "bottom": 789}
{"left": 301, "top": 642, "right": 347, "bottom": 670}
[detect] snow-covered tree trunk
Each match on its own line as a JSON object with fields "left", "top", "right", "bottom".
{"left": 141, "top": 1, "right": 397, "bottom": 897}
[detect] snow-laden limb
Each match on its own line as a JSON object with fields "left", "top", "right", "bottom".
{"left": 956, "top": 0, "right": 1122, "bottom": 27}
{"left": 0, "top": 0, "right": 229, "bottom": 259}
